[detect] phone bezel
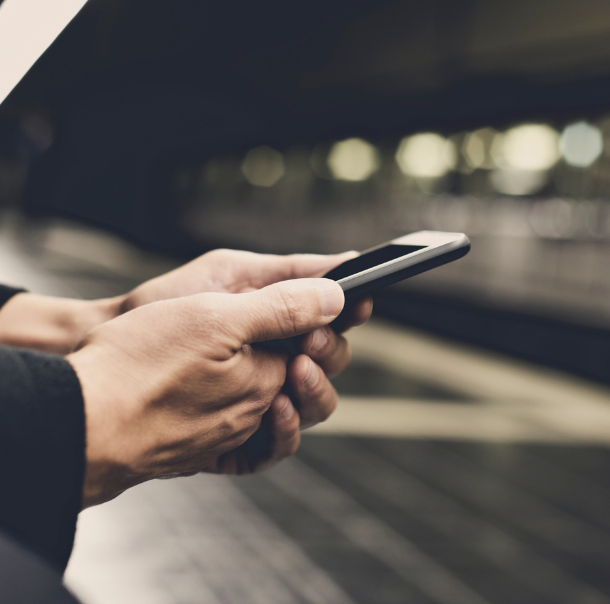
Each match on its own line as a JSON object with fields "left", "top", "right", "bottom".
{"left": 334, "top": 231, "right": 470, "bottom": 294}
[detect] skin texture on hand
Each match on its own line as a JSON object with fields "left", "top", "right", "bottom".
{"left": 0, "top": 293, "right": 121, "bottom": 355}
{"left": 0, "top": 249, "right": 372, "bottom": 433}
{"left": 0, "top": 249, "right": 372, "bottom": 508}
{"left": 67, "top": 278, "right": 346, "bottom": 508}
{"left": 124, "top": 249, "right": 373, "bottom": 432}
{"left": 123, "top": 249, "right": 359, "bottom": 308}
{"left": 0, "top": 249, "right": 371, "bottom": 357}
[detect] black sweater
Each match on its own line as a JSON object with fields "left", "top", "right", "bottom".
{"left": 0, "top": 285, "right": 85, "bottom": 573}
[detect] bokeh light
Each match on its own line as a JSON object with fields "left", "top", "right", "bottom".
{"left": 489, "top": 168, "right": 549, "bottom": 196}
{"left": 241, "top": 146, "right": 285, "bottom": 188}
{"left": 559, "top": 121, "right": 603, "bottom": 168}
{"left": 327, "top": 138, "right": 380, "bottom": 182}
{"left": 395, "top": 133, "right": 457, "bottom": 178}
{"left": 462, "top": 128, "right": 497, "bottom": 170}
{"left": 492, "top": 124, "right": 560, "bottom": 171}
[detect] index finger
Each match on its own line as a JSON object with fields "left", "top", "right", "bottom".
{"left": 242, "top": 251, "right": 359, "bottom": 289}
{"left": 304, "top": 251, "right": 358, "bottom": 278}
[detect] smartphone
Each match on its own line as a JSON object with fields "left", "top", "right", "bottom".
{"left": 258, "top": 231, "right": 469, "bottom": 355}
{"left": 323, "top": 230, "right": 470, "bottom": 299}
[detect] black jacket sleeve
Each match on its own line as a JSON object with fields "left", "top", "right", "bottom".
{"left": 0, "top": 284, "right": 26, "bottom": 307}
{"left": 0, "top": 286, "right": 86, "bottom": 573}
{"left": 0, "top": 529, "right": 79, "bottom": 603}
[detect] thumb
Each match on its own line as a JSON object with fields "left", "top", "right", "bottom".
{"left": 232, "top": 278, "right": 344, "bottom": 344}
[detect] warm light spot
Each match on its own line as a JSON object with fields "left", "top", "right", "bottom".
{"left": 327, "top": 138, "right": 379, "bottom": 182}
{"left": 241, "top": 146, "right": 285, "bottom": 187}
{"left": 462, "top": 128, "right": 497, "bottom": 170}
{"left": 492, "top": 124, "right": 560, "bottom": 172}
{"left": 395, "top": 133, "right": 456, "bottom": 178}
{"left": 489, "top": 168, "right": 549, "bottom": 196}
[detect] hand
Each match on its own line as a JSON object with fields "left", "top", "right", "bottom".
{"left": 124, "top": 249, "right": 373, "bottom": 429}
{"left": 0, "top": 249, "right": 372, "bottom": 358}
{"left": 67, "top": 278, "right": 345, "bottom": 507}
{"left": 123, "top": 248, "right": 356, "bottom": 307}
{"left": 282, "top": 293, "right": 371, "bottom": 430}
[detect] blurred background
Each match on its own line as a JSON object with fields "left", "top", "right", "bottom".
{"left": 4, "top": 0, "right": 610, "bottom": 602}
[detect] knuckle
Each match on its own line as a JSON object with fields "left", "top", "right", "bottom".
{"left": 314, "top": 387, "right": 339, "bottom": 423}
{"left": 199, "top": 297, "right": 244, "bottom": 353}
{"left": 258, "top": 375, "right": 285, "bottom": 406}
{"left": 215, "top": 415, "right": 249, "bottom": 448}
{"left": 261, "top": 348, "right": 286, "bottom": 373}
{"left": 286, "top": 432, "right": 301, "bottom": 457}
{"left": 299, "top": 381, "right": 338, "bottom": 427}
{"left": 250, "top": 370, "right": 286, "bottom": 410}
{"left": 274, "top": 359, "right": 288, "bottom": 386}
{"left": 207, "top": 358, "right": 234, "bottom": 382}
{"left": 216, "top": 403, "right": 264, "bottom": 449}
{"left": 327, "top": 340, "right": 352, "bottom": 378}
{"left": 223, "top": 430, "right": 252, "bottom": 452}
{"left": 308, "top": 372, "right": 328, "bottom": 398}
{"left": 337, "top": 340, "right": 353, "bottom": 371}
{"left": 342, "top": 338, "right": 352, "bottom": 360}
{"left": 308, "top": 327, "right": 332, "bottom": 357}
{"left": 243, "top": 356, "right": 286, "bottom": 406}
{"left": 252, "top": 391, "right": 276, "bottom": 415}
{"left": 322, "top": 390, "right": 339, "bottom": 421}
{"left": 277, "top": 432, "right": 301, "bottom": 461}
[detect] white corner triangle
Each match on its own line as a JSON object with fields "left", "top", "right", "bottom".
{"left": 0, "top": 0, "right": 88, "bottom": 105}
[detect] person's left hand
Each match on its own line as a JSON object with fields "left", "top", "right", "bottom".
{"left": 0, "top": 248, "right": 372, "bottom": 435}
{"left": 123, "top": 249, "right": 373, "bottom": 429}
{"left": 123, "top": 248, "right": 355, "bottom": 305}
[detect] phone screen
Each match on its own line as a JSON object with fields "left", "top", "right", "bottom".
{"left": 324, "top": 244, "right": 425, "bottom": 281}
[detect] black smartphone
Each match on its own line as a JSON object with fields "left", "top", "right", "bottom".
{"left": 259, "top": 231, "right": 470, "bottom": 355}
{"left": 324, "top": 231, "right": 470, "bottom": 299}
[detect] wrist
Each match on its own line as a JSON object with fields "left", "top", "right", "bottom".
{"left": 57, "top": 295, "right": 125, "bottom": 352}
{"left": 0, "top": 293, "right": 126, "bottom": 354}
{"left": 68, "top": 343, "right": 151, "bottom": 508}
{"left": 76, "top": 295, "right": 126, "bottom": 340}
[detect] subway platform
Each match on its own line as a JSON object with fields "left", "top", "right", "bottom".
{"left": 2, "top": 214, "right": 610, "bottom": 604}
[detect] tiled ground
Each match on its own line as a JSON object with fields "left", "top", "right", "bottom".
{"left": 2, "top": 213, "right": 610, "bottom": 604}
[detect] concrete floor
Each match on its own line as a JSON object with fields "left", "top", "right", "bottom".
{"left": 2, "top": 213, "right": 610, "bottom": 603}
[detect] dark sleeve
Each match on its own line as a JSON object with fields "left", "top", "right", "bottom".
{"left": 0, "top": 530, "right": 80, "bottom": 604}
{"left": 0, "top": 284, "right": 26, "bottom": 308}
{"left": 0, "top": 347, "right": 86, "bottom": 573}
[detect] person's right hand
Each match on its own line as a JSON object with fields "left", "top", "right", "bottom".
{"left": 67, "top": 278, "right": 344, "bottom": 508}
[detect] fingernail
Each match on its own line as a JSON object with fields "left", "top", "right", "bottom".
{"left": 315, "top": 279, "right": 344, "bottom": 318}
{"left": 309, "top": 327, "right": 328, "bottom": 354}
{"left": 303, "top": 358, "right": 320, "bottom": 390}
{"left": 280, "top": 398, "right": 295, "bottom": 419}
